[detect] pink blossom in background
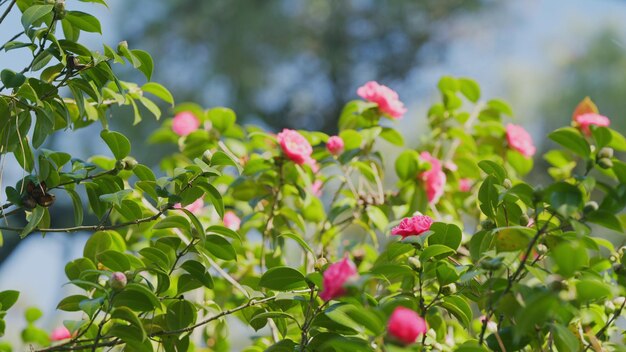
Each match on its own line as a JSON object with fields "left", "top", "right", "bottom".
{"left": 391, "top": 215, "right": 433, "bottom": 238}
{"left": 574, "top": 113, "right": 610, "bottom": 136}
{"left": 459, "top": 178, "right": 472, "bottom": 192}
{"left": 174, "top": 198, "right": 204, "bottom": 215}
{"left": 326, "top": 136, "right": 345, "bottom": 155}
{"left": 311, "top": 180, "right": 323, "bottom": 197}
{"left": 223, "top": 211, "right": 241, "bottom": 231}
{"left": 444, "top": 161, "right": 458, "bottom": 172}
{"left": 277, "top": 129, "right": 313, "bottom": 165}
{"left": 305, "top": 156, "right": 320, "bottom": 173}
{"left": 387, "top": 307, "right": 428, "bottom": 345}
{"left": 506, "top": 124, "right": 536, "bottom": 157}
{"left": 419, "top": 152, "right": 446, "bottom": 204}
{"left": 172, "top": 111, "right": 200, "bottom": 136}
{"left": 320, "top": 257, "right": 358, "bottom": 301}
{"left": 50, "top": 326, "right": 72, "bottom": 341}
{"left": 357, "top": 81, "right": 407, "bottom": 119}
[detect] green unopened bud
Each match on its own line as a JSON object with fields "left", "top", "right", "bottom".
{"left": 503, "top": 178, "right": 512, "bottom": 189}
{"left": 115, "top": 159, "right": 126, "bottom": 171}
{"left": 441, "top": 283, "right": 457, "bottom": 295}
{"left": 314, "top": 257, "right": 328, "bottom": 271}
{"left": 609, "top": 254, "right": 618, "bottom": 263}
{"left": 109, "top": 272, "right": 127, "bottom": 291}
{"left": 408, "top": 256, "right": 422, "bottom": 271}
{"left": 519, "top": 214, "right": 530, "bottom": 227}
{"left": 118, "top": 41, "right": 129, "bottom": 51}
{"left": 536, "top": 244, "right": 548, "bottom": 255}
{"left": 613, "top": 297, "right": 625, "bottom": 307}
{"left": 547, "top": 275, "right": 566, "bottom": 291}
{"left": 605, "top": 300, "right": 616, "bottom": 315}
{"left": 122, "top": 157, "right": 138, "bottom": 170}
{"left": 598, "top": 147, "right": 614, "bottom": 159}
{"left": 481, "top": 219, "right": 496, "bottom": 231}
{"left": 583, "top": 201, "right": 599, "bottom": 214}
{"left": 598, "top": 158, "right": 613, "bottom": 169}
{"left": 202, "top": 150, "right": 213, "bottom": 165}
{"left": 618, "top": 246, "right": 626, "bottom": 257}
{"left": 480, "top": 257, "right": 503, "bottom": 271}
{"left": 53, "top": 0, "right": 65, "bottom": 14}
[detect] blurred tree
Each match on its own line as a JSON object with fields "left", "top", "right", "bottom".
{"left": 540, "top": 29, "right": 626, "bottom": 134}
{"left": 119, "top": 0, "right": 484, "bottom": 132}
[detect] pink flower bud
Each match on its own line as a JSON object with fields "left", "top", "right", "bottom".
{"left": 459, "top": 178, "right": 472, "bottom": 192}
{"left": 311, "top": 180, "right": 323, "bottom": 197}
{"left": 276, "top": 129, "right": 313, "bottom": 165}
{"left": 109, "top": 272, "right": 127, "bottom": 291}
{"left": 223, "top": 211, "right": 241, "bottom": 231}
{"left": 319, "top": 257, "right": 358, "bottom": 301}
{"left": 50, "top": 326, "right": 72, "bottom": 341}
{"left": 387, "top": 307, "right": 428, "bottom": 345}
{"left": 574, "top": 113, "right": 610, "bottom": 136}
{"left": 172, "top": 111, "right": 200, "bottom": 136}
{"left": 174, "top": 198, "right": 204, "bottom": 215}
{"left": 505, "top": 124, "right": 536, "bottom": 158}
{"left": 326, "top": 136, "right": 344, "bottom": 155}
{"left": 357, "top": 81, "right": 407, "bottom": 119}
{"left": 391, "top": 215, "right": 433, "bottom": 239}
{"left": 419, "top": 152, "right": 446, "bottom": 204}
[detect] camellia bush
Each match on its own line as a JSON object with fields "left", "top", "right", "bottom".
{"left": 1, "top": 1, "right": 626, "bottom": 351}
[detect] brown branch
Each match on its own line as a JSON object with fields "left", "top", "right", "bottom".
{"left": 0, "top": 0, "right": 15, "bottom": 26}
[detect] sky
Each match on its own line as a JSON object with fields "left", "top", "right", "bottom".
{"left": 1, "top": 0, "right": 626, "bottom": 347}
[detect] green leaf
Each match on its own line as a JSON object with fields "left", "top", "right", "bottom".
{"left": 56, "top": 295, "right": 88, "bottom": 312}
{"left": 395, "top": 150, "right": 420, "bottom": 181}
{"left": 66, "top": 188, "right": 84, "bottom": 226}
{"left": 197, "top": 182, "right": 224, "bottom": 218}
{"left": 585, "top": 210, "right": 623, "bottom": 232}
{"left": 575, "top": 279, "right": 611, "bottom": 302}
{"left": 154, "top": 215, "right": 191, "bottom": 234}
{"left": 552, "top": 240, "right": 588, "bottom": 278}
{"left": 113, "top": 283, "right": 159, "bottom": 311}
{"left": 591, "top": 126, "right": 612, "bottom": 149}
{"left": 478, "top": 160, "right": 506, "bottom": 183}
{"left": 64, "top": 11, "right": 102, "bottom": 33}
{"left": 139, "top": 247, "right": 172, "bottom": 270}
{"left": 206, "top": 225, "right": 241, "bottom": 241}
{"left": 83, "top": 230, "right": 126, "bottom": 263}
{"left": 277, "top": 232, "right": 314, "bottom": 255}
{"left": 441, "top": 295, "right": 472, "bottom": 326}
{"left": 204, "top": 234, "right": 236, "bottom": 261}
{"left": 428, "top": 222, "right": 462, "bottom": 251}
{"left": 259, "top": 266, "right": 307, "bottom": 291}
{"left": 379, "top": 127, "right": 404, "bottom": 146}
{"left": 552, "top": 324, "right": 579, "bottom": 352}
{"left": 478, "top": 176, "right": 499, "bottom": 218}
{"left": 25, "top": 307, "right": 43, "bottom": 323}
{"left": 21, "top": 5, "right": 53, "bottom": 29}
{"left": 207, "top": 107, "right": 236, "bottom": 133}
{"left": 0, "top": 291, "right": 19, "bottom": 311}
{"left": 111, "top": 307, "right": 146, "bottom": 340}
{"left": 96, "top": 250, "right": 130, "bottom": 272}
{"left": 99, "top": 189, "right": 132, "bottom": 207}
{"left": 543, "top": 182, "right": 582, "bottom": 216}
{"left": 180, "top": 260, "right": 214, "bottom": 289}
{"left": 548, "top": 127, "right": 591, "bottom": 158}
{"left": 459, "top": 78, "right": 481, "bottom": 102}
{"left": 0, "top": 69, "right": 26, "bottom": 88}
{"left": 494, "top": 226, "right": 533, "bottom": 252}
{"left": 132, "top": 49, "right": 154, "bottom": 80}
{"left": 250, "top": 311, "right": 300, "bottom": 329}
{"left": 166, "top": 300, "right": 197, "bottom": 330}
{"left": 100, "top": 130, "right": 131, "bottom": 160}
{"left": 142, "top": 82, "right": 174, "bottom": 105}
{"left": 20, "top": 206, "right": 45, "bottom": 238}
{"left": 365, "top": 206, "right": 388, "bottom": 232}
{"left": 420, "top": 244, "right": 455, "bottom": 261}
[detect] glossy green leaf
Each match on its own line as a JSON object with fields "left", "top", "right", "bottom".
{"left": 259, "top": 266, "right": 307, "bottom": 291}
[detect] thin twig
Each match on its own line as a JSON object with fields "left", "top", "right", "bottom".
{"left": 0, "top": 0, "right": 15, "bottom": 26}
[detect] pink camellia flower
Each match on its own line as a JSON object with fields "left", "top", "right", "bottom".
{"left": 174, "top": 198, "right": 204, "bottom": 215}
{"left": 319, "top": 257, "right": 358, "bottom": 301}
{"left": 50, "top": 326, "right": 72, "bottom": 341}
{"left": 223, "top": 211, "right": 241, "bottom": 231}
{"left": 277, "top": 129, "right": 313, "bottom": 165}
{"left": 459, "top": 178, "right": 472, "bottom": 192}
{"left": 305, "top": 156, "right": 320, "bottom": 173}
{"left": 505, "top": 124, "right": 536, "bottom": 158}
{"left": 172, "top": 111, "right": 200, "bottom": 136}
{"left": 311, "top": 180, "right": 323, "bottom": 197}
{"left": 357, "top": 81, "right": 407, "bottom": 119}
{"left": 387, "top": 307, "right": 428, "bottom": 345}
{"left": 574, "top": 113, "right": 610, "bottom": 136}
{"left": 419, "top": 152, "right": 446, "bottom": 204}
{"left": 326, "top": 136, "right": 345, "bottom": 155}
{"left": 391, "top": 215, "right": 433, "bottom": 239}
